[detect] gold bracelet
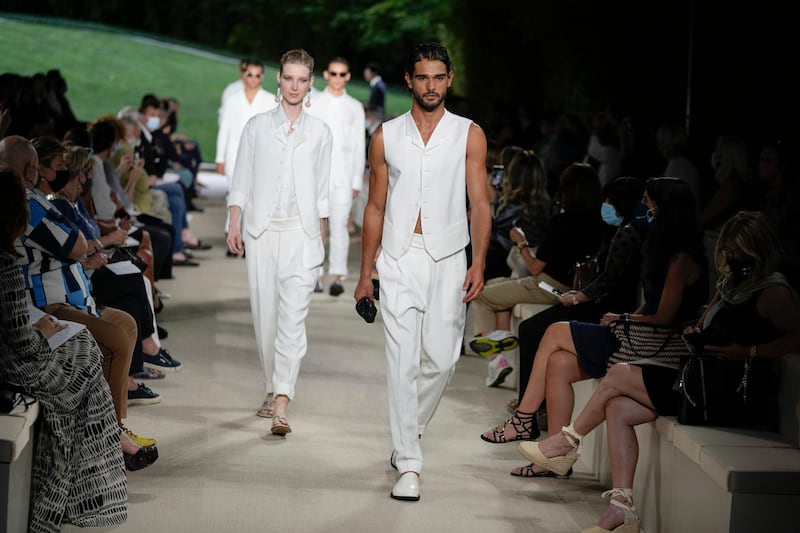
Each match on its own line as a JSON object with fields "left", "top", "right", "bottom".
{"left": 517, "top": 240, "right": 530, "bottom": 250}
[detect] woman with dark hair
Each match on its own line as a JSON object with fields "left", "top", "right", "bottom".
{"left": 504, "top": 177, "right": 647, "bottom": 427}
{"left": 481, "top": 178, "right": 707, "bottom": 474}
{"left": 467, "top": 162, "right": 605, "bottom": 387}
{"left": 522, "top": 210, "right": 800, "bottom": 532}
{"left": 0, "top": 168, "right": 129, "bottom": 531}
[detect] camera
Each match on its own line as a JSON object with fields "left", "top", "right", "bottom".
{"left": 490, "top": 165, "right": 504, "bottom": 191}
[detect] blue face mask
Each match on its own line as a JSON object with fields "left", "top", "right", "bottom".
{"left": 146, "top": 116, "right": 161, "bottom": 132}
{"left": 601, "top": 202, "right": 623, "bottom": 226}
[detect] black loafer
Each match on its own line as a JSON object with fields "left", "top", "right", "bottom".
{"left": 183, "top": 240, "right": 212, "bottom": 250}
{"left": 124, "top": 445, "right": 159, "bottom": 471}
{"left": 172, "top": 258, "right": 199, "bottom": 267}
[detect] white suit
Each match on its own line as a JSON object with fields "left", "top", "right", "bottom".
{"left": 307, "top": 88, "right": 365, "bottom": 279}
{"left": 228, "top": 106, "right": 332, "bottom": 398}
{"left": 378, "top": 110, "right": 473, "bottom": 474}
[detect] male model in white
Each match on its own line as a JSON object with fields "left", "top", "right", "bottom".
{"left": 216, "top": 59, "right": 277, "bottom": 248}
{"left": 227, "top": 49, "right": 332, "bottom": 435}
{"left": 307, "top": 56, "right": 366, "bottom": 295}
{"left": 354, "top": 42, "right": 491, "bottom": 501}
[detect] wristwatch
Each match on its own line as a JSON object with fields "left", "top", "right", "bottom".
{"left": 517, "top": 240, "right": 530, "bottom": 250}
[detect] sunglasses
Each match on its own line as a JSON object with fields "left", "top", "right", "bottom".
{"left": 328, "top": 71, "right": 349, "bottom": 77}
{"left": 245, "top": 72, "right": 263, "bottom": 78}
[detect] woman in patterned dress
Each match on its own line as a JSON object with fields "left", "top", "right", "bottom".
{"left": 0, "top": 167, "right": 128, "bottom": 532}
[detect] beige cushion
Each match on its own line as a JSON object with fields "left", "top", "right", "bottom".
{"left": 700, "top": 445, "right": 800, "bottom": 493}
{"left": 671, "top": 423, "right": 793, "bottom": 465}
{"left": 0, "top": 398, "right": 39, "bottom": 463}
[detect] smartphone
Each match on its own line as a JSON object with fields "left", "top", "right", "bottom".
{"left": 490, "top": 165, "right": 504, "bottom": 190}
{"left": 538, "top": 281, "right": 563, "bottom": 297}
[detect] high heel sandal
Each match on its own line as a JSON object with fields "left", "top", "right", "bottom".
{"left": 582, "top": 488, "right": 640, "bottom": 533}
{"left": 480, "top": 410, "right": 540, "bottom": 443}
{"left": 518, "top": 423, "right": 581, "bottom": 476}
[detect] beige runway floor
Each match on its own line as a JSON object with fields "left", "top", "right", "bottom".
{"left": 62, "top": 196, "right": 608, "bottom": 533}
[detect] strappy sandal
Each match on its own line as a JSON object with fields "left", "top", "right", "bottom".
{"left": 480, "top": 410, "right": 540, "bottom": 443}
{"left": 271, "top": 414, "right": 291, "bottom": 435}
{"left": 256, "top": 396, "right": 275, "bottom": 418}
{"left": 510, "top": 463, "right": 573, "bottom": 478}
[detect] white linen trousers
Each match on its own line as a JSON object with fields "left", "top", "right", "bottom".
{"left": 244, "top": 216, "right": 317, "bottom": 399}
{"left": 377, "top": 234, "right": 467, "bottom": 474}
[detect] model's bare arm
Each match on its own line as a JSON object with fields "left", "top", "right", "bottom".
{"left": 355, "top": 127, "right": 388, "bottom": 303}
{"left": 463, "top": 122, "right": 491, "bottom": 302}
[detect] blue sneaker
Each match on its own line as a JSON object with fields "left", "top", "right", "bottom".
{"left": 127, "top": 383, "right": 161, "bottom": 405}
{"left": 143, "top": 347, "right": 182, "bottom": 372}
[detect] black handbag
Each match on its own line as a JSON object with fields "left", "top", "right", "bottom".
{"left": 0, "top": 383, "right": 24, "bottom": 413}
{"left": 673, "top": 353, "right": 772, "bottom": 427}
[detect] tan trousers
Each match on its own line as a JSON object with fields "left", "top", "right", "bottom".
{"left": 45, "top": 304, "right": 136, "bottom": 425}
{"left": 470, "top": 273, "right": 569, "bottom": 335}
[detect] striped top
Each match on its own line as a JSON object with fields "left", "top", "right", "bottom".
{"left": 15, "top": 188, "right": 98, "bottom": 316}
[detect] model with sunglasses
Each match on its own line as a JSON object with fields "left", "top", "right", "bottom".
{"left": 216, "top": 59, "right": 277, "bottom": 253}
{"left": 307, "top": 57, "right": 366, "bottom": 296}
{"left": 226, "top": 49, "right": 332, "bottom": 435}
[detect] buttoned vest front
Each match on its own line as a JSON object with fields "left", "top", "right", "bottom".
{"left": 381, "top": 110, "right": 472, "bottom": 261}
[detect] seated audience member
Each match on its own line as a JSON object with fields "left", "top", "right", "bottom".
{"left": 119, "top": 103, "right": 207, "bottom": 267}
{"left": 507, "top": 177, "right": 646, "bottom": 415}
{"left": 88, "top": 115, "right": 175, "bottom": 283}
{"left": 0, "top": 167, "right": 133, "bottom": 530}
{"left": 481, "top": 178, "right": 706, "bottom": 482}
{"left": 53, "top": 145, "right": 182, "bottom": 376}
{"left": 469, "top": 162, "right": 606, "bottom": 387}
{"left": 521, "top": 210, "right": 800, "bottom": 532}
{"left": 162, "top": 96, "right": 205, "bottom": 211}
{"left": 24, "top": 136, "right": 161, "bottom": 435}
{"left": 483, "top": 149, "right": 553, "bottom": 282}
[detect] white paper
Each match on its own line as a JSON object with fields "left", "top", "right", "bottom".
{"left": 105, "top": 260, "right": 141, "bottom": 275}
{"left": 27, "top": 305, "right": 87, "bottom": 349}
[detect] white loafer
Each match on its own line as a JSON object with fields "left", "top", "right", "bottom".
{"left": 391, "top": 471, "right": 420, "bottom": 501}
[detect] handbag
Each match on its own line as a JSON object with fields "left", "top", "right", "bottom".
{"left": 0, "top": 383, "right": 23, "bottom": 413}
{"left": 107, "top": 246, "right": 148, "bottom": 273}
{"left": 674, "top": 353, "right": 772, "bottom": 427}
{"left": 608, "top": 319, "right": 687, "bottom": 366}
{"left": 572, "top": 255, "right": 599, "bottom": 290}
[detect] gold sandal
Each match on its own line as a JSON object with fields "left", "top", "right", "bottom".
{"left": 271, "top": 414, "right": 291, "bottom": 435}
{"left": 256, "top": 396, "right": 275, "bottom": 418}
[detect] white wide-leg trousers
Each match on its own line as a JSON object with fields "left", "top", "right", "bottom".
{"left": 377, "top": 234, "right": 466, "bottom": 474}
{"left": 244, "top": 217, "right": 317, "bottom": 399}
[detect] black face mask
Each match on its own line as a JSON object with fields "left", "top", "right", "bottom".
{"left": 727, "top": 258, "right": 755, "bottom": 284}
{"left": 48, "top": 169, "right": 72, "bottom": 192}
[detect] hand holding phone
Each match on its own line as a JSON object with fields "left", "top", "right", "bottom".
{"left": 355, "top": 297, "right": 377, "bottom": 323}
{"left": 538, "top": 280, "right": 563, "bottom": 297}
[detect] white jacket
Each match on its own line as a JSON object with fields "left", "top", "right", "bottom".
{"left": 228, "top": 106, "right": 333, "bottom": 267}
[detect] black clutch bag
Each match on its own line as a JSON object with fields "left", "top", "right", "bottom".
{"left": 355, "top": 297, "right": 377, "bottom": 323}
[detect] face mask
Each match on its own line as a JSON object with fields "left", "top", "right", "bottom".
{"left": 645, "top": 208, "right": 656, "bottom": 224}
{"left": 48, "top": 169, "right": 72, "bottom": 192}
{"left": 146, "top": 116, "right": 161, "bottom": 131}
{"left": 601, "top": 202, "right": 623, "bottom": 226}
{"left": 727, "top": 258, "right": 755, "bottom": 284}
{"left": 632, "top": 202, "right": 652, "bottom": 231}
{"left": 127, "top": 136, "right": 141, "bottom": 148}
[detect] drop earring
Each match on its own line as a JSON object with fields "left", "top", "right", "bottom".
{"left": 274, "top": 87, "right": 281, "bottom": 103}
{"left": 304, "top": 91, "right": 311, "bottom": 108}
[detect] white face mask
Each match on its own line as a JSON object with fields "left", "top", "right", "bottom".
{"left": 127, "top": 136, "right": 141, "bottom": 148}
{"left": 146, "top": 116, "right": 161, "bottom": 131}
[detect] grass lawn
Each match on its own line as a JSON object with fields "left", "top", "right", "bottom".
{"left": 0, "top": 15, "right": 411, "bottom": 162}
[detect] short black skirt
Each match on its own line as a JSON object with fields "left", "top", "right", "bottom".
{"left": 570, "top": 321, "right": 619, "bottom": 379}
{"left": 638, "top": 364, "right": 681, "bottom": 416}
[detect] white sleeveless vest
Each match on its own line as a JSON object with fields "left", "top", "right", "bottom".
{"left": 381, "top": 109, "right": 472, "bottom": 261}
